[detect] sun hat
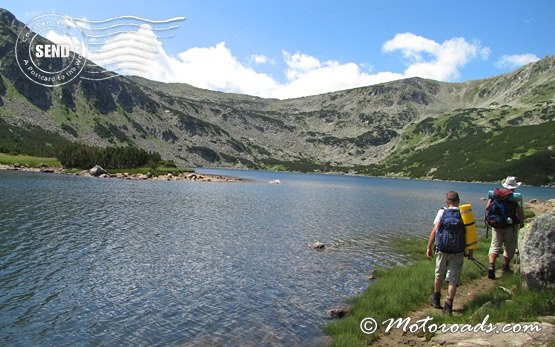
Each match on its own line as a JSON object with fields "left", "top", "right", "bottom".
{"left": 501, "top": 176, "right": 522, "bottom": 190}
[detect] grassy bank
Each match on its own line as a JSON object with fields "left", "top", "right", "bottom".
{"left": 433, "top": 274, "right": 555, "bottom": 326}
{"left": 0, "top": 152, "right": 61, "bottom": 167}
{"left": 325, "top": 231, "right": 553, "bottom": 346}
{"left": 63, "top": 166, "right": 195, "bottom": 176}
{"left": 86, "top": 166, "right": 194, "bottom": 176}
{"left": 1, "top": 152, "right": 194, "bottom": 177}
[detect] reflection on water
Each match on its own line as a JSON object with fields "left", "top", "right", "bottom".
{"left": 1, "top": 170, "right": 553, "bottom": 346}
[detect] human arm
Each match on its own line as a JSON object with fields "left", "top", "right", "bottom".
{"left": 485, "top": 199, "right": 492, "bottom": 210}
{"left": 426, "top": 223, "right": 439, "bottom": 259}
{"left": 484, "top": 199, "right": 492, "bottom": 226}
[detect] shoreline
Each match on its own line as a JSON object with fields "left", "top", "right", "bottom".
{"left": 199, "top": 165, "right": 555, "bottom": 188}
{"left": 0, "top": 164, "right": 242, "bottom": 183}
{"left": 1, "top": 152, "right": 553, "bottom": 188}
{"left": 325, "top": 201, "right": 555, "bottom": 346}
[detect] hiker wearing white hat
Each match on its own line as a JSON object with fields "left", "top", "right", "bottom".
{"left": 485, "top": 176, "right": 524, "bottom": 280}
{"left": 502, "top": 176, "right": 522, "bottom": 190}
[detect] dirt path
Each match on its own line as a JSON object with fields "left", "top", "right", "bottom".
{"left": 375, "top": 200, "right": 555, "bottom": 346}
{"left": 374, "top": 274, "right": 496, "bottom": 346}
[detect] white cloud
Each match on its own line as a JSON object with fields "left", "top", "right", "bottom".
{"left": 250, "top": 54, "right": 273, "bottom": 65}
{"left": 167, "top": 42, "right": 279, "bottom": 96}
{"left": 383, "top": 33, "right": 440, "bottom": 62}
{"left": 277, "top": 51, "right": 402, "bottom": 99}
{"left": 45, "top": 30, "right": 89, "bottom": 57}
{"left": 479, "top": 47, "right": 492, "bottom": 60}
{"left": 85, "top": 24, "right": 163, "bottom": 76}
{"left": 53, "top": 27, "right": 491, "bottom": 99}
{"left": 383, "top": 32, "right": 490, "bottom": 81}
{"left": 283, "top": 51, "right": 322, "bottom": 79}
{"left": 495, "top": 53, "right": 540, "bottom": 69}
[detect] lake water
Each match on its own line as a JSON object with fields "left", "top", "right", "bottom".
{"left": 1, "top": 169, "right": 553, "bottom": 346}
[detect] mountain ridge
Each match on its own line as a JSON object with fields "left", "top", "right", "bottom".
{"left": 0, "top": 8, "right": 554, "bottom": 184}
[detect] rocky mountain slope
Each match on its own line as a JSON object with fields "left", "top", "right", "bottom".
{"left": 0, "top": 8, "right": 554, "bottom": 184}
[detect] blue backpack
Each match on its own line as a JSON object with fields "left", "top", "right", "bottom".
{"left": 486, "top": 188, "right": 519, "bottom": 228}
{"left": 435, "top": 208, "right": 466, "bottom": 254}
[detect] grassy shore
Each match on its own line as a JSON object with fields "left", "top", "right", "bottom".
{"left": 325, "top": 227, "right": 554, "bottom": 346}
{"left": 64, "top": 166, "right": 194, "bottom": 176}
{"left": 108, "top": 166, "right": 194, "bottom": 176}
{"left": 0, "top": 152, "right": 61, "bottom": 167}
{"left": 1, "top": 152, "right": 194, "bottom": 177}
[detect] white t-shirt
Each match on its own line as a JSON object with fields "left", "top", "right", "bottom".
{"left": 433, "top": 207, "right": 460, "bottom": 225}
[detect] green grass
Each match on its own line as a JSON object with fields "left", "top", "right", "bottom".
{"left": 0, "top": 152, "right": 192, "bottom": 176}
{"left": 325, "top": 256, "right": 432, "bottom": 345}
{"left": 0, "top": 152, "right": 61, "bottom": 167}
{"left": 270, "top": 164, "right": 287, "bottom": 171}
{"left": 0, "top": 151, "right": 188, "bottom": 176}
{"left": 375, "top": 121, "right": 555, "bottom": 186}
{"left": 326, "top": 213, "right": 554, "bottom": 347}
{"left": 523, "top": 210, "right": 536, "bottom": 219}
{"left": 0, "top": 118, "right": 73, "bottom": 158}
{"left": 326, "top": 235, "right": 491, "bottom": 346}
{"left": 432, "top": 274, "right": 555, "bottom": 327}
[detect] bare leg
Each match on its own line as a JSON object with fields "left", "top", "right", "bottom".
{"left": 443, "top": 283, "right": 457, "bottom": 314}
{"left": 488, "top": 253, "right": 497, "bottom": 279}
{"left": 489, "top": 253, "right": 497, "bottom": 265}
{"left": 434, "top": 278, "right": 442, "bottom": 293}
{"left": 446, "top": 284, "right": 457, "bottom": 303}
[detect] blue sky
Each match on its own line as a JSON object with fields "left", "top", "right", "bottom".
{"left": 3, "top": 0, "right": 554, "bottom": 98}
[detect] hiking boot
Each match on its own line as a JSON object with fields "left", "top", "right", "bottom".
{"left": 502, "top": 264, "right": 511, "bottom": 273}
{"left": 429, "top": 292, "right": 441, "bottom": 309}
{"left": 488, "top": 264, "right": 496, "bottom": 280}
{"left": 443, "top": 300, "right": 453, "bottom": 315}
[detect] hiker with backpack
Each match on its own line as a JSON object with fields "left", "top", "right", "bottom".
{"left": 485, "top": 176, "right": 524, "bottom": 280}
{"left": 426, "top": 191, "right": 473, "bottom": 315}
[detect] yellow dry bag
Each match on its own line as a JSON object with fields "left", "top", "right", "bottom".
{"left": 460, "top": 204, "right": 478, "bottom": 250}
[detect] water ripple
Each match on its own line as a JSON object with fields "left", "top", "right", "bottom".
{"left": 2, "top": 170, "right": 553, "bottom": 346}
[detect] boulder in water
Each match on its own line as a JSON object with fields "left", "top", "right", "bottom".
{"left": 309, "top": 242, "right": 325, "bottom": 250}
{"left": 329, "top": 306, "right": 351, "bottom": 319}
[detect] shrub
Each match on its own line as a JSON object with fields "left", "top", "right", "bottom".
{"left": 56, "top": 144, "right": 164, "bottom": 169}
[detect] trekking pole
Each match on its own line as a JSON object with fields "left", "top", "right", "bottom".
{"left": 513, "top": 249, "right": 520, "bottom": 277}
{"left": 473, "top": 258, "right": 488, "bottom": 272}
{"left": 513, "top": 225, "right": 520, "bottom": 276}
{"left": 472, "top": 258, "right": 488, "bottom": 273}
{"left": 465, "top": 253, "right": 488, "bottom": 273}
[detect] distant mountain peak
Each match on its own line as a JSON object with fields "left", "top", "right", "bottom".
{"left": 0, "top": 8, "right": 553, "bottom": 184}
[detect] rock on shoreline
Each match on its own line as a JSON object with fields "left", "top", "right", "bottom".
{"left": 0, "top": 164, "right": 240, "bottom": 183}
{"left": 519, "top": 213, "right": 555, "bottom": 290}
{"left": 524, "top": 199, "right": 555, "bottom": 216}
{"left": 0, "top": 163, "right": 65, "bottom": 174}
{"left": 431, "top": 321, "right": 554, "bottom": 346}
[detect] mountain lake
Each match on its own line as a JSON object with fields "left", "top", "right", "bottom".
{"left": 1, "top": 169, "right": 554, "bottom": 346}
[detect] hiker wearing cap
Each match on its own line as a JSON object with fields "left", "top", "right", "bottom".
{"left": 426, "top": 191, "right": 472, "bottom": 315}
{"left": 485, "top": 176, "right": 524, "bottom": 280}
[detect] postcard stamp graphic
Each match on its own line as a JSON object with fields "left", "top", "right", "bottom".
{"left": 16, "top": 14, "right": 87, "bottom": 87}
{"left": 15, "top": 13, "right": 185, "bottom": 87}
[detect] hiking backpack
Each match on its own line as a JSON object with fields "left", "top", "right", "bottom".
{"left": 486, "top": 188, "right": 519, "bottom": 229}
{"left": 435, "top": 208, "right": 466, "bottom": 254}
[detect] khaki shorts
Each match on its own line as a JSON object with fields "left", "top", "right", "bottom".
{"left": 435, "top": 251, "right": 464, "bottom": 286}
{"left": 489, "top": 225, "right": 518, "bottom": 260}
